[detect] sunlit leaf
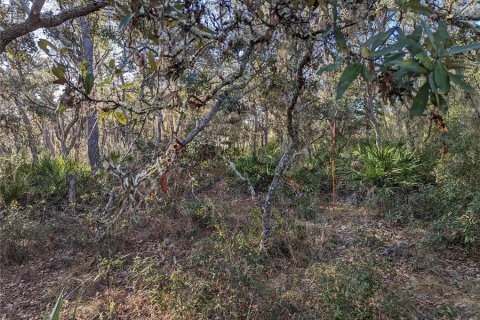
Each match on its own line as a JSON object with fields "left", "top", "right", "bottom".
{"left": 114, "top": 111, "right": 128, "bottom": 125}
{"left": 148, "top": 51, "right": 157, "bottom": 71}
{"left": 38, "top": 39, "right": 57, "bottom": 54}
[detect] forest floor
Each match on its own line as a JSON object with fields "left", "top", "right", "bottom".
{"left": 1, "top": 188, "right": 480, "bottom": 319}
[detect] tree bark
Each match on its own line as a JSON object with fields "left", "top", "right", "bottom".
{"left": 260, "top": 45, "right": 312, "bottom": 250}
{"left": 366, "top": 80, "right": 382, "bottom": 149}
{"left": 80, "top": 16, "right": 102, "bottom": 171}
{"left": 0, "top": 1, "right": 107, "bottom": 54}
{"left": 18, "top": 105, "right": 39, "bottom": 163}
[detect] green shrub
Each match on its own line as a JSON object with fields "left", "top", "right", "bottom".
{"left": 291, "top": 150, "right": 332, "bottom": 194}
{"left": 234, "top": 143, "right": 280, "bottom": 192}
{"left": 340, "top": 142, "right": 423, "bottom": 197}
{"left": 421, "top": 111, "right": 480, "bottom": 245}
{"left": 0, "top": 155, "right": 90, "bottom": 207}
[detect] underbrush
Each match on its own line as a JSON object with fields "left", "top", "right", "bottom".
{"left": 337, "top": 119, "right": 480, "bottom": 246}
{"left": 0, "top": 155, "right": 90, "bottom": 207}
{"left": 233, "top": 143, "right": 280, "bottom": 192}
{"left": 65, "top": 195, "right": 414, "bottom": 319}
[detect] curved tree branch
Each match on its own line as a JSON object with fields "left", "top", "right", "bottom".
{"left": 0, "top": 1, "right": 108, "bottom": 54}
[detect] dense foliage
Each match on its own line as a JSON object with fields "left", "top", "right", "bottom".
{"left": 0, "top": 0, "right": 480, "bottom": 318}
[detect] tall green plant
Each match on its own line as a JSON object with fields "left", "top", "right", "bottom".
{"left": 341, "top": 143, "right": 422, "bottom": 196}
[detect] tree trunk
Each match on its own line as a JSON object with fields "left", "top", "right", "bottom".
{"left": 366, "top": 81, "right": 382, "bottom": 149}
{"left": 260, "top": 44, "right": 312, "bottom": 250}
{"left": 18, "top": 106, "right": 39, "bottom": 163}
{"left": 80, "top": 16, "right": 102, "bottom": 171}
{"left": 260, "top": 146, "right": 295, "bottom": 250}
{"left": 331, "top": 119, "right": 337, "bottom": 204}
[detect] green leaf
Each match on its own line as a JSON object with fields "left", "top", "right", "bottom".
{"left": 334, "top": 29, "right": 348, "bottom": 52}
{"left": 38, "top": 39, "right": 57, "bottom": 54}
{"left": 317, "top": 61, "right": 342, "bottom": 75}
{"left": 421, "top": 20, "right": 436, "bottom": 50}
{"left": 51, "top": 65, "right": 66, "bottom": 80}
{"left": 365, "top": 28, "right": 396, "bottom": 51}
{"left": 398, "top": 60, "right": 428, "bottom": 74}
{"left": 433, "top": 63, "right": 450, "bottom": 94}
{"left": 119, "top": 13, "right": 134, "bottom": 31}
{"left": 428, "top": 72, "right": 437, "bottom": 92}
{"left": 114, "top": 111, "right": 128, "bottom": 125}
{"left": 84, "top": 73, "right": 94, "bottom": 95}
{"left": 446, "top": 43, "right": 480, "bottom": 56}
{"left": 47, "top": 290, "right": 64, "bottom": 320}
{"left": 108, "top": 59, "right": 116, "bottom": 70}
{"left": 410, "top": 25, "right": 423, "bottom": 42}
{"left": 449, "top": 73, "right": 475, "bottom": 92}
{"left": 148, "top": 51, "right": 157, "bottom": 71}
{"left": 383, "top": 52, "right": 406, "bottom": 67}
{"left": 410, "top": 82, "right": 429, "bottom": 117}
{"left": 434, "top": 21, "right": 449, "bottom": 46}
{"left": 370, "top": 42, "right": 403, "bottom": 57}
{"left": 336, "top": 63, "right": 363, "bottom": 99}
{"left": 59, "top": 47, "right": 70, "bottom": 56}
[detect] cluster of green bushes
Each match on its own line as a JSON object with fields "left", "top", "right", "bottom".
{"left": 0, "top": 155, "right": 90, "bottom": 207}
{"left": 233, "top": 143, "right": 281, "bottom": 192}
{"left": 339, "top": 142, "right": 426, "bottom": 197}
{"left": 231, "top": 129, "right": 479, "bottom": 245}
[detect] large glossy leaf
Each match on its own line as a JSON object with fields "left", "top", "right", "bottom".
{"left": 410, "top": 82, "right": 429, "bottom": 117}
{"left": 336, "top": 63, "right": 363, "bottom": 99}
{"left": 433, "top": 63, "right": 450, "bottom": 94}
{"left": 446, "top": 43, "right": 480, "bottom": 56}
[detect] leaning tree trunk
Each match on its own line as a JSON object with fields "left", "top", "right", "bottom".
{"left": 80, "top": 16, "right": 102, "bottom": 171}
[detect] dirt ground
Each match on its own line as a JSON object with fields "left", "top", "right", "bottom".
{"left": 1, "top": 203, "right": 479, "bottom": 319}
